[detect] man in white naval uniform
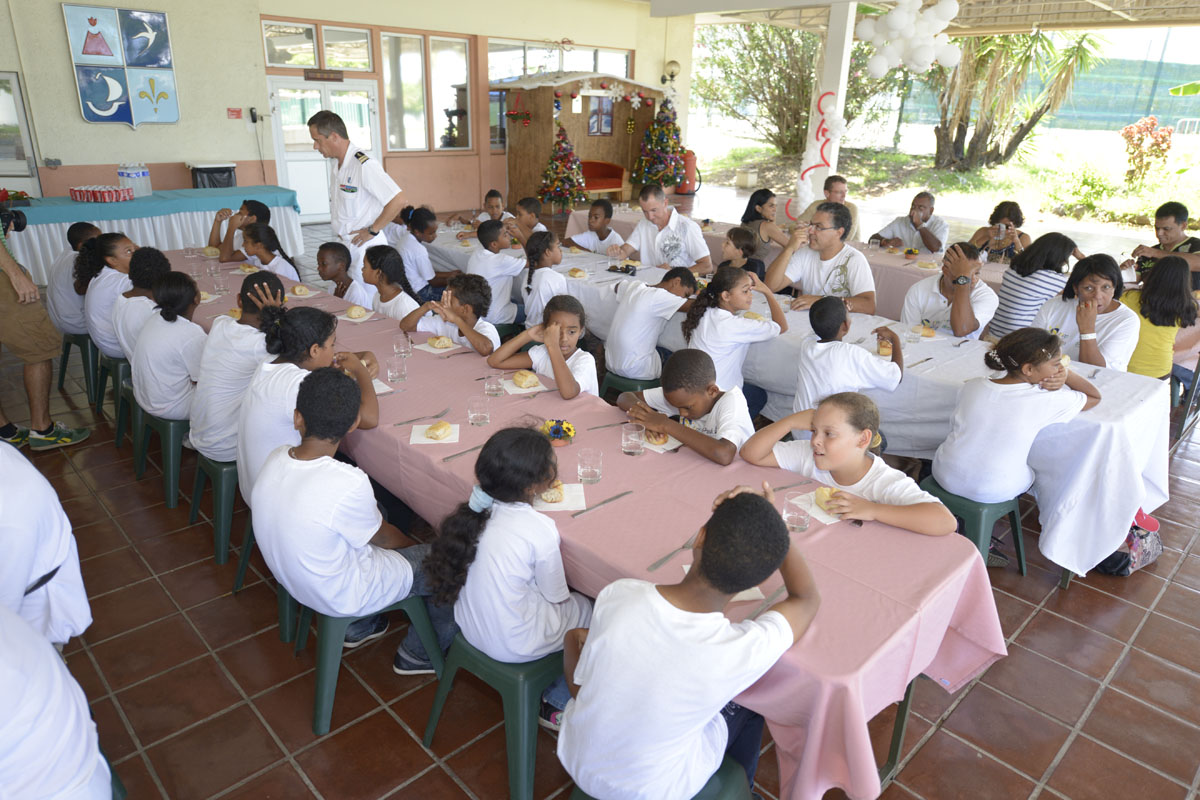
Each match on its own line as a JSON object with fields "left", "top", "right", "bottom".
{"left": 307, "top": 110, "right": 405, "bottom": 303}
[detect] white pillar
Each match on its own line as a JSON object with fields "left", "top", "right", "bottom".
{"left": 804, "top": 1, "right": 857, "bottom": 195}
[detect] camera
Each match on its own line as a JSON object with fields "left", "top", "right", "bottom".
{"left": 0, "top": 207, "right": 27, "bottom": 234}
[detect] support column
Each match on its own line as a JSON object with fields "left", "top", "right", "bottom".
{"left": 804, "top": 1, "right": 856, "bottom": 194}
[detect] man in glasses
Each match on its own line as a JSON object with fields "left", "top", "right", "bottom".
{"left": 797, "top": 175, "right": 860, "bottom": 242}
{"left": 764, "top": 202, "right": 876, "bottom": 314}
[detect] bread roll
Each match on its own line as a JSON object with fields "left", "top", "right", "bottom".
{"left": 540, "top": 479, "right": 565, "bottom": 503}
{"left": 814, "top": 487, "right": 837, "bottom": 512}
{"left": 921, "top": 325, "right": 936, "bottom": 338}
{"left": 513, "top": 370, "right": 540, "bottom": 389}
{"left": 425, "top": 420, "right": 452, "bottom": 440}
{"left": 199, "top": 291, "right": 212, "bottom": 303}
{"left": 877, "top": 339, "right": 892, "bottom": 357}
{"left": 346, "top": 305, "right": 368, "bottom": 319}
{"left": 291, "top": 285, "right": 310, "bottom": 296}
{"left": 644, "top": 429, "right": 669, "bottom": 446}
{"left": 569, "top": 246, "right": 581, "bottom": 254}
{"left": 239, "top": 263, "right": 258, "bottom": 273}
{"left": 567, "top": 267, "right": 587, "bottom": 279}
{"left": 743, "top": 311, "right": 765, "bottom": 321}
{"left": 202, "top": 246, "right": 220, "bottom": 258}
{"left": 228, "top": 308, "right": 242, "bottom": 320}
{"left": 1061, "top": 355, "right": 1071, "bottom": 367}
{"left": 428, "top": 335, "right": 454, "bottom": 349}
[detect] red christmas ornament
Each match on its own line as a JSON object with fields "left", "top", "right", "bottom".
{"left": 600, "top": 81, "right": 609, "bottom": 89}
{"left": 637, "top": 92, "right": 645, "bottom": 99}
{"left": 554, "top": 90, "right": 562, "bottom": 98}
{"left": 622, "top": 95, "right": 631, "bottom": 102}
{"left": 570, "top": 92, "right": 578, "bottom": 99}
{"left": 522, "top": 120, "right": 530, "bottom": 127}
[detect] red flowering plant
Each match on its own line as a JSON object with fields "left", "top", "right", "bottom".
{"left": 1121, "top": 116, "right": 1173, "bottom": 186}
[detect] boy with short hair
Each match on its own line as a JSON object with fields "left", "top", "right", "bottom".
{"left": 111, "top": 247, "right": 172, "bottom": 358}
{"left": 795, "top": 296, "right": 902, "bottom": 415}
{"left": 557, "top": 486, "right": 821, "bottom": 799}
{"left": 605, "top": 267, "right": 696, "bottom": 381}
{"left": 210, "top": 199, "right": 272, "bottom": 263}
{"left": 452, "top": 188, "right": 514, "bottom": 226}
{"left": 509, "top": 196, "right": 548, "bottom": 247}
{"left": 250, "top": 367, "right": 458, "bottom": 665}
{"left": 399, "top": 273, "right": 499, "bottom": 355}
{"left": 466, "top": 219, "right": 527, "bottom": 324}
{"left": 718, "top": 225, "right": 766, "bottom": 281}
{"left": 566, "top": 199, "right": 624, "bottom": 254}
{"left": 45, "top": 222, "right": 99, "bottom": 336}
{"left": 617, "top": 349, "right": 754, "bottom": 465}
{"left": 317, "top": 241, "right": 373, "bottom": 307}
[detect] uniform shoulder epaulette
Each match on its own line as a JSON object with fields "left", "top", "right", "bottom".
{"left": 355, "top": 151, "right": 370, "bottom": 164}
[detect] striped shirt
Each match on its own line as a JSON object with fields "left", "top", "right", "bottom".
{"left": 989, "top": 268, "right": 1068, "bottom": 339}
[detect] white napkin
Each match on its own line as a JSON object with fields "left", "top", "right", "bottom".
{"left": 414, "top": 341, "right": 462, "bottom": 355}
{"left": 197, "top": 292, "right": 220, "bottom": 305}
{"left": 681, "top": 565, "right": 764, "bottom": 602}
{"left": 373, "top": 378, "right": 396, "bottom": 396}
{"left": 643, "top": 433, "right": 683, "bottom": 453}
{"left": 532, "top": 483, "right": 586, "bottom": 512}
{"left": 797, "top": 491, "right": 841, "bottom": 525}
{"left": 337, "top": 310, "right": 375, "bottom": 324}
{"left": 410, "top": 423, "right": 461, "bottom": 444}
{"left": 503, "top": 376, "right": 545, "bottom": 395}
{"left": 286, "top": 286, "right": 321, "bottom": 300}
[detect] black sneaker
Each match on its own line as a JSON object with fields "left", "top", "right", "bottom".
{"left": 537, "top": 699, "right": 563, "bottom": 732}
{"left": 342, "top": 614, "right": 389, "bottom": 649}
{"left": 986, "top": 543, "right": 1010, "bottom": 568}
{"left": 1, "top": 426, "right": 29, "bottom": 449}
{"left": 392, "top": 642, "right": 437, "bottom": 675}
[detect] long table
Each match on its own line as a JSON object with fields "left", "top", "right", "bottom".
{"left": 177, "top": 251, "right": 1005, "bottom": 800}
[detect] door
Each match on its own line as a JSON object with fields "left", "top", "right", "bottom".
{"left": 268, "top": 78, "right": 379, "bottom": 224}
{"left": 0, "top": 72, "right": 42, "bottom": 197}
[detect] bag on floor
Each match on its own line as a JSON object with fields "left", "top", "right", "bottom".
{"left": 1095, "top": 524, "right": 1163, "bottom": 576}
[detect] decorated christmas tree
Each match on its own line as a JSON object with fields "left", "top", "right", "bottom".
{"left": 632, "top": 100, "right": 685, "bottom": 187}
{"left": 538, "top": 126, "right": 588, "bottom": 209}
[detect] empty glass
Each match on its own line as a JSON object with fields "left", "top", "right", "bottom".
{"left": 783, "top": 492, "right": 811, "bottom": 533}
{"left": 903, "top": 330, "right": 921, "bottom": 345}
{"left": 577, "top": 448, "right": 602, "bottom": 484}
{"left": 621, "top": 423, "right": 645, "bottom": 457}
{"left": 393, "top": 335, "right": 413, "bottom": 358}
{"left": 212, "top": 271, "right": 226, "bottom": 296}
{"left": 386, "top": 356, "right": 406, "bottom": 383}
{"left": 483, "top": 373, "right": 504, "bottom": 397}
{"left": 468, "top": 395, "right": 490, "bottom": 426}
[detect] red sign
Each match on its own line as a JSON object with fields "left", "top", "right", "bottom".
{"left": 227, "top": 108, "right": 242, "bottom": 119}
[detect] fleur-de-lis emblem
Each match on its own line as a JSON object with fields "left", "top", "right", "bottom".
{"left": 138, "top": 78, "right": 168, "bottom": 113}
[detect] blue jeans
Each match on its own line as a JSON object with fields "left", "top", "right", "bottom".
{"left": 543, "top": 674, "right": 571, "bottom": 710}
{"left": 417, "top": 284, "right": 442, "bottom": 303}
{"left": 721, "top": 701, "right": 765, "bottom": 788}
{"left": 1174, "top": 363, "right": 1195, "bottom": 392}
{"left": 395, "top": 543, "right": 459, "bottom": 662}
{"left": 742, "top": 383, "right": 768, "bottom": 419}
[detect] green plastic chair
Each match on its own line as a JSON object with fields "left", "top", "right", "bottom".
{"left": 134, "top": 413, "right": 190, "bottom": 508}
{"left": 495, "top": 323, "right": 524, "bottom": 342}
{"left": 188, "top": 456, "right": 239, "bottom": 564}
{"left": 292, "top": 595, "right": 445, "bottom": 736}
{"left": 570, "top": 755, "right": 752, "bottom": 800}
{"left": 95, "top": 354, "right": 129, "bottom": 419}
{"left": 115, "top": 381, "right": 143, "bottom": 449}
{"left": 275, "top": 581, "right": 299, "bottom": 644}
{"left": 99, "top": 746, "right": 126, "bottom": 800}
{"left": 599, "top": 371, "right": 660, "bottom": 400}
{"left": 59, "top": 333, "right": 98, "bottom": 404}
{"left": 920, "top": 476, "right": 1026, "bottom": 575}
{"left": 233, "top": 516, "right": 256, "bottom": 593}
{"left": 424, "top": 634, "right": 563, "bottom": 800}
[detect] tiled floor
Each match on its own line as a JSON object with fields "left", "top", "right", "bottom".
{"left": 6, "top": 211, "right": 1200, "bottom": 799}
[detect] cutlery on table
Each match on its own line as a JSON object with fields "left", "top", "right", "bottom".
{"left": 439, "top": 350, "right": 473, "bottom": 360}
{"left": 907, "top": 357, "right": 933, "bottom": 369}
{"left": 953, "top": 338, "right": 970, "bottom": 347}
{"left": 647, "top": 532, "right": 698, "bottom": 572}
{"left": 1089, "top": 368, "right": 1100, "bottom": 379}
{"left": 572, "top": 490, "right": 633, "bottom": 518}
{"left": 587, "top": 421, "right": 626, "bottom": 431}
{"left": 749, "top": 586, "right": 787, "bottom": 619}
{"left": 772, "top": 479, "right": 813, "bottom": 492}
{"left": 442, "top": 443, "right": 484, "bottom": 462}
{"left": 394, "top": 406, "right": 451, "bottom": 427}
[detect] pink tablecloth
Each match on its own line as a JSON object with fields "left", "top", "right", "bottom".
{"left": 177, "top": 251, "right": 1006, "bottom": 800}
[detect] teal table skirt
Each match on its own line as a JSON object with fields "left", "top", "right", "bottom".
{"left": 22, "top": 186, "right": 300, "bottom": 225}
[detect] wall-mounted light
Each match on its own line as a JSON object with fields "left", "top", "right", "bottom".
{"left": 660, "top": 60, "right": 681, "bottom": 85}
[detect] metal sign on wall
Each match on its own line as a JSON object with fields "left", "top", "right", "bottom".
{"left": 63, "top": 4, "right": 179, "bottom": 127}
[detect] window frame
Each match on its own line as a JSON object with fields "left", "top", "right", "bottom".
{"left": 429, "top": 35, "right": 472, "bottom": 151}
{"left": 262, "top": 20, "right": 318, "bottom": 69}
{"left": 320, "top": 25, "right": 373, "bottom": 72}
{"left": 380, "top": 32, "right": 428, "bottom": 153}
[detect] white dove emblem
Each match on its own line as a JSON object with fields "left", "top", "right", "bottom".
{"left": 132, "top": 21, "right": 156, "bottom": 52}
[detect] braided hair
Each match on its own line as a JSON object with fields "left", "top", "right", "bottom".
{"left": 984, "top": 327, "right": 1061, "bottom": 375}
{"left": 524, "top": 230, "right": 558, "bottom": 291}
{"left": 243, "top": 223, "right": 298, "bottom": 274}
{"left": 681, "top": 265, "right": 747, "bottom": 343}
{"left": 74, "top": 232, "right": 128, "bottom": 294}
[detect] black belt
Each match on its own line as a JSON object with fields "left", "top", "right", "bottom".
{"left": 24, "top": 565, "right": 59, "bottom": 596}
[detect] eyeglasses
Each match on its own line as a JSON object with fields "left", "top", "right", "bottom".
{"left": 807, "top": 223, "right": 838, "bottom": 231}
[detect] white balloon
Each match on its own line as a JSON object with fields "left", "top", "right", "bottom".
{"left": 885, "top": 8, "right": 911, "bottom": 31}
{"left": 934, "top": 33, "right": 950, "bottom": 47}
{"left": 885, "top": 48, "right": 903, "bottom": 69}
{"left": 913, "top": 17, "right": 934, "bottom": 38}
{"left": 909, "top": 44, "right": 935, "bottom": 66}
{"left": 872, "top": 29, "right": 891, "bottom": 47}
{"left": 936, "top": 0, "right": 960, "bottom": 20}
{"left": 855, "top": 18, "right": 877, "bottom": 41}
{"left": 937, "top": 43, "right": 962, "bottom": 68}
{"left": 866, "top": 53, "right": 889, "bottom": 79}
{"left": 927, "top": 14, "right": 951, "bottom": 33}
{"left": 881, "top": 41, "right": 903, "bottom": 60}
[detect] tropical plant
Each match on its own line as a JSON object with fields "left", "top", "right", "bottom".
{"left": 1120, "top": 116, "right": 1173, "bottom": 186}
{"left": 1169, "top": 80, "right": 1200, "bottom": 97}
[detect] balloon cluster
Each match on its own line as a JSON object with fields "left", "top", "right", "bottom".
{"left": 857, "top": 0, "right": 961, "bottom": 78}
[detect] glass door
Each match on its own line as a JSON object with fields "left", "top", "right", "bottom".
{"left": 0, "top": 72, "right": 41, "bottom": 197}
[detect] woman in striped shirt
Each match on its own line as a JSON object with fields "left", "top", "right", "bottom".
{"left": 985, "top": 232, "right": 1080, "bottom": 341}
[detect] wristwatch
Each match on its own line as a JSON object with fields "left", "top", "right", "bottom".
{"left": 952, "top": 275, "right": 970, "bottom": 286}
{"left": 368, "top": 226, "right": 379, "bottom": 236}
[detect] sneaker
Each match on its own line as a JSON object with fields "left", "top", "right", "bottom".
{"left": 537, "top": 699, "right": 563, "bottom": 732}
{"left": 343, "top": 614, "right": 389, "bottom": 649}
{"left": 28, "top": 423, "right": 91, "bottom": 452}
{"left": 392, "top": 643, "right": 437, "bottom": 676}
{"left": 986, "top": 544, "right": 1010, "bottom": 568}
{"left": 1, "top": 426, "right": 29, "bottom": 449}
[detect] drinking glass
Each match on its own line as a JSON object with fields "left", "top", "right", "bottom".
{"left": 393, "top": 334, "right": 413, "bottom": 358}
{"left": 621, "top": 423, "right": 645, "bottom": 457}
{"left": 903, "top": 330, "right": 920, "bottom": 346}
{"left": 866, "top": 239, "right": 879, "bottom": 252}
{"left": 207, "top": 260, "right": 220, "bottom": 279}
{"left": 386, "top": 356, "right": 406, "bottom": 383}
{"left": 783, "top": 492, "right": 811, "bottom": 533}
{"left": 577, "top": 448, "right": 603, "bottom": 484}
{"left": 468, "top": 395, "right": 490, "bottom": 426}
{"left": 483, "top": 373, "right": 504, "bottom": 397}
{"left": 212, "top": 271, "right": 226, "bottom": 296}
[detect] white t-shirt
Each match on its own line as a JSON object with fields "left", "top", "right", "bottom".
{"left": 783, "top": 244, "right": 875, "bottom": 298}
{"left": 340, "top": 279, "right": 375, "bottom": 309}
{"left": 83, "top": 267, "right": 132, "bottom": 358}
{"left": 1031, "top": 296, "right": 1140, "bottom": 373}
{"left": 528, "top": 345, "right": 599, "bottom": 397}
{"left": 523, "top": 267, "right": 568, "bottom": 329}
{"left": 531, "top": 222, "right": 549, "bottom": 234}
{"left": 45, "top": 248, "right": 88, "bottom": 335}
{"left": 455, "top": 501, "right": 593, "bottom": 663}
{"left": 260, "top": 254, "right": 300, "bottom": 282}
{"left": 688, "top": 307, "right": 780, "bottom": 390}
{"left": 558, "top": 579, "right": 793, "bottom": 800}
{"left": 477, "top": 210, "right": 515, "bottom": 223}
{"left": 571, "top": 228, "right": 624, "bottom": 254}
{"left": 250, "top": 446, "right": 416, "bottom": 618}
{"left": 644, "top": 385, "right": 755, "bottom": 449}
{"left": 626, "top": 209, "right": 709, "bottom": 268}
{"left": 329, "top": 142, "right": 401, "bottom": 239}
{"left": 0, "top": 606, "right": 111, "bottom": 800}
{"left": 876, "top": 214, "right": 950, "bottom": 253}
{"left": 933, "top": 378, "right": 1087, "bottom": 503}
{"left": 793, "top": 337, "right": 902, "bottom": 413}
{"left": 373, "top": 289, "right": 421, "bottom": 321}
{"left": 189, "top": 315, "right": 272, "bottom": 463}
{"left": 111, "top": 294, "right": 157, "bottom": 361}
{"left": 773, "top": 441, "right": 939, "bottom": 506}
{"left": 901, "top": 274, "right": 999, "bottom": 339}
{"left": 236, "top": 361, "right": 307, "bottom": 500}
{"left": 467, "top": 248, "right": 527, "bottom": 324}
{"left": 131, "top": 313, "right": 207, "bottom": 420}
{"left": 0, "top": 445, "right": 91, "bottom": 646}
{"left": 382, "top": 221, "right": 406, "bottom": 248}
{"left": 606, "top": 281, "right": 687, "bottom": 380}
{"left": 416, "top": 313, "right": 501, "bottom": 351}
{"left": 396, "top": 229, "right": 436, "bottom": 293}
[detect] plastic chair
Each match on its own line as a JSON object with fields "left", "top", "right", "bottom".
{"left": 292, "top": 596, "right": 445, "bottom": 736}
{"left": 95, "top": 354, "right": 129, "bottom": 419}
{"left": 920, "top": 476, "right": 1026, "bottom": 575}
{"left": 424, "top": 634, "right": 563, "bottom": 800}
{"left": 115, "top": 381, "right": 143, "bottom": 449}
{"left": 598, "top": 371, "right": 660, "bottom": 399}
{"left": 134, "top": 413, "right": 190, "bottom": 508}
{"left": 59, "top": 333, "right": 98, "bottom": 404}
{"left": 570, "top": 755, "right": 752, "bottom": 800}
{"left": 233, "top": 516, "right": 256, "bottom": 593}
{"left": 495, "top": 323, "right": 524, "bottom": 342}
{"left": 188, "top": 456, "right": 239, "bottom": 564}
{"left": 99, "top": 746, "right": 126, "bottom": 800}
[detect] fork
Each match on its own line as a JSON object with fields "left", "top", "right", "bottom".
{"left": 954, "top": 338, "right": 970, "bottom": 347}
{"left": 439, "top": 350, "right": 473, "bottom": 360}
{"left": 394, "top": 406, "right": 451, "bottom": 427}
{"left": 647, "top": 532, "right": 698, "bottom": 572}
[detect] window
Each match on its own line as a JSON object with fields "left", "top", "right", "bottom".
{"left": 431, "top": 37, "right": 470, "bottom": 150}
{"left": 597, "top": 49, "right": 630, "bottom": 77}
{"left": 488, "top": 40, "right": 524, "bottom": 82}
{"left": 381, "top": 34, "right": 427, "bottom": 151}
{"left": 263, "top": 21, "right": 316, "bottom": 68}
{"left": 329, "top": 88, "right": 373, "bottom": 149}
{"left": 486, "top": 38, "right": 632, "bottom": 80}
{"left": 563, "top": 48, "right": 596, "bottom": 72}
{"left": 489, "top": 90, "right": 506, "bottom": 150}
{"left": 323, "top": 27, "right": 371, "bottom": 72}
{"left": 275, "top": 86, "right": 324, "bottom": 152}
{"left": 0, "top": 73, "right": 33, "bottom": 177}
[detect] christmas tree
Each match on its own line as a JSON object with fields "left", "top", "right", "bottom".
{"left": 538, "top": 126, "right": 588, "bottom": 209}
{"left": 632, "top": 100, "right": 685, "bottom": 187}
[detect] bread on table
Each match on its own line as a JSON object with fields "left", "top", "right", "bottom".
{"left": 239, "top": 263, "right": 258, "bottom": 273}
{"left": 621, "top": 259, "right": 641, "bottom": 267}
{"left": 743, "top": 311, "right": 765, "bottom": 321}
{"left": 346, "top": 305, "right": 368, "bottom": 319}
{"left": 921, "top": 326, "right": 936, "bottom": 338}
{"left": 428, "top": 335, "right": 455, "bottom": 349}
{"left": 814, "top": 487, "right": 837, "bottom": 512}
{"left": 1061, "top": 355, "right": 1071, "bottom": 367}
{"left": 567, "top": 267, "right": 587, "bottom": 279}
{"left": 877, "top": 339, "right": 892, "bottom": 357}
{"left": 644, "top": 429, "right": 669, "bottom": 446}
{"left": 291, "top": 285, "right": 310, "bottom": 296}
{"left": 540, "top": 479, "right": 565, "bottom": 503}
{"left": 569, "top": 246, "right": 581, "bottom": 254}
{"left": 425, "top": 420, "right": 453, "bottom": 440}
{"left": 199, "top": 291, "right": 212, "bottom": 302}
{"left": 512, "top": 370, "right": 540, "bottom": 389}
{"left": 202, "top": 246, "right": 220, "bottom": 258}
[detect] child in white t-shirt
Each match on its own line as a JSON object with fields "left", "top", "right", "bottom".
{"left": 558, "top": 487, "right": 821, "bottom": 799}
{"left": 617, "top": 349, "right": 755, "bottom": 465}
{"left": 451, "top": 188, "right": 514, "bottom": 229}
{"left": 565, "top": 199, "right": 624, "bottom": 254}
{"left": 510, "top": 196, "right": 549, "bottom": 247}
{"left": 400, "top": 273, "right": 500, "bottom": 356}
{"left": 522, "top": 231, "right": 567, "bottom": 329}
{"left": 488, "top": 295, "right": 599, "bottom": 398}
{"left": 242, "top": 223, "right": 300, "bottom": 282}
{"left": 794, "top": 296, "right": 902, "bottom": 414}
{"left": 362, "top": 244, "right": 421, "bottom": 320}
{"left": 44, "top": 222, "right": 99, "bottom": 336}
{"left": 131, "top": 272, "right": 207, "bottom": 421}
{"left": 605, "top": 268, "right": 696, "bottom": 381}
{"left": 250, "top": 366, "right": 458, "bottom": 661}
{"left": 393, "top": 205, "right": 441, "bottom": 301}
{"left": 467, "top": 219, "right": 527, "bottom": 324}
{"left": 78, "top": 232, "right": 137, "bottom": 359}
{"left": 112, "top": 247, "right": 171, "bottom": 359}
{"left": 209, "top": 199, "right": 270, "bottom": 263}
{"left": 317, "top": 241, "right": 373, "bottom": 308}
{"left": 742, "top": 392, "right": 957, "bottom": 536}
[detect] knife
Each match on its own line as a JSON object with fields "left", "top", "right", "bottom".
{"left": 749, "top": 586, "right": 787, "bottom": 619}
{"left": 907, "top": 357, "right": 933, "bottom": 369}
{"left": 442, "top": 443, "right": 484, "bottom": 462}
{"left": 572, "top": 490, "right": 633, "bottom": 518}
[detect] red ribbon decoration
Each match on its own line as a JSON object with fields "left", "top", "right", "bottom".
{"left": 800, "top": 91, "right": 837, "bottom": 182}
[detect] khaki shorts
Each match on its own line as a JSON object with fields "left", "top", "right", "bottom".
{"left": 0, "top": 270, "right": 62, "bottom": 363}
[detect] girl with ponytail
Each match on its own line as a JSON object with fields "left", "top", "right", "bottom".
{"left": 362, "top": 244, "right": 421, "bottom": 320}
{"left": 242, "top": 223, "right": 300, "bottom": 281}
{"left": 522, "top": 230, "right": 565, "bottom": 329}
{"left": 79, "top": 232, "right": 138, "bottom": 358}
{"left": 393, "top": 206, "right": 440, "bottom": 301}
{"left": 130, "top": 272, "right": 206, "bottom": 421}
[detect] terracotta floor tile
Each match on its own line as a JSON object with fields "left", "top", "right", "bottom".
{"left": 991, "top": 590, "right": 1037, "bottom": 640}
{"left": 295, "top": 710, "right": 433, "bottom": 799}
{"left": 117, "top": 656, "right": 243, "bottom": 746}
{"left": 1157, "top": 518, "right": 1197, "bottom": 553}
{"left": 1138, "top": 546, "right": 1183, "bottom": 580}
{"left": 158, "top": 558, "right": 249, "bottom": 609}
{"left": 1014, "top": 611, "right": 1126, "bottom": 680}
{"left": 61, "top": 494, "right": 112, "bottom": 528}
{"left": 1082, "top": 689, "right": 1200, "bottom": 781}
{"left": 910, "top": 675, "right": 968, "bottom": 722}
{"left": 27, "top": 449, "right": 77, "bottom": 477}
{"left": 145, "top": 705, "right": 284, "bottom": 800}
{"left": 91, "top": 696, "right": 136, "bottom": 759}
{"left": 754, "top": 742, "right": 779, "bottom": 798}
{"left": 388, "top": 766, "right": 472, "bottom": 799}
{"left": 1041, "top": 583, "right": 1149, "bottom": 640}
{"left": 78, "top": 457, "right": 153, "bottom": 492}
{"left": 1172, "top": 554, "right": 1200, "bottom": 592}
{"left": 110, "top": 755, "right": 164, "bottom": 800}
{"left": 986, "top": 562, "right": 1060, "bottom": 606}
{"left": 1047, "top": 737, "right": 1187, "bottom": 800}
{"left": 253, "top": 666, "right": 382, "bottom": 752}
{"left": 340, "top": 626, "right": 437, "bottom": 703}
{"left": 218, "top": 628, "right": 317, "bottom": 697}
{"left": 98, "top": 479, "right": 175, "bottom": 516}
{"left": 943, "top": 684, "right": 1070, "bottom": 777}
{"left": 1134, "top": 613, "right": 1200, "bottom": 673}
{"left": 74, "top": 519, "right": 129, "bottom": 561}
{"left": 1109, "top": 649, "right": 1200, "bottom": 727}
{"left": 1076, "top": 567, "right": 1167, "bottom": 608}
{"left": 218, "top": 763, "right": 317, "bottom": 800}
{"left": 45, "top": 469, "right": 95, "bottom": 502}
{"left": 981, "top": 644, "right": 1099, "bottom": 726}
{"left": 445, "top": 726, "right": 570, "bottom": 800}
{"left": 895, "top": 729, "right": 1035, "bottom": 800}
{"left": 78, "top": 547, "right": 151, "bottom": 598}
{"left": 393, "top": 671, "right": 504, "bottom": 755}
{"left": 877, "top": 783, "right": 920, "bottom": 799}
{"left": 67, "top": 650, "right": 107, "bottom": 700}
{"left": 186, "top": 582, "right": 281, "bottom": 649}
{"left": 1167, "top": 475, "right": 1200, "bottom": 504}
{"left": 866, "top": 702, "right": 932, "bottom": 766}
{"left": 133, "top": 524, "right": 222, "bottom": 574}
{"left": 115, "top": 501, "right": 197, "bottom": 540}
{"left": 84, "top": 579, "right": 178, "bottom": 643}
{"left": 67, "top": 440, "right": 132, "bottom": 470}
{"left": 1155, "top": 583, "right": 1200, "bottom": 629}
{"left": 89, "top": 615, "right": 209, "bottom": 691}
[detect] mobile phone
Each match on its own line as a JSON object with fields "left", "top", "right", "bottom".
{"left": 996, "top": 223, "right": 1007, "bottom": 234}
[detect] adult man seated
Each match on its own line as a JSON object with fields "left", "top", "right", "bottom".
{"left": 608, "top": 184, "right": 713, "bottom": 274}
{"left": 1124, "top": 201, "right": 1200, "bottom": 289}
{"left": 208, "top": 199, "right": 271, "bottom": 263}
{"left": 901, "top": 242, "right": 998, "bottom": 339}
{"left": 870, "top": 191, "right": 948, "bottom": 254}
{"left": 764, "top": 201, "right": 876, "bottom": 315}
{"left": 797, "top": 175, "right": 860, "bottom": 242}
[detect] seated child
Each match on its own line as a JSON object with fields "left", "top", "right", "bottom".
{"left": 565, "top": 199, "right": 624, "bottom": 254}
{"left": 509, "top": 196, "right": 549, "bottom": 247}
{"left": 794, "top": 296, "right": 902, "bottom": 414}
{"left": 400, "top": 273, "right": 500, "bottom": 356}
{"left": 605, "top": 267, "right": 696, "bottom": 381}
{"left": 522, "top": 230, "right": 565, "bottom": 329}
{"left": 112, "top": 246, "right": 171, "bottom": 359}
{"left": 131, "top": 272, "right": 207, "bottom": 421}
{"left": 618, "top": 349, "right": 755, "bottom": 466}
{"left": 718, "top": 226, "right": 766, "bottom": 281}
{"left": 466, "top": 219, "right": 527, "bottom": 324}
{"left": 190, "top": 273, "right": 284, "bottom": 463}
{"left": 78, "top": 232, "right": 137, "bottom": 359}
{"left": 742, "top": 392, "right": 957, "bottom": 536}
{"left": 250, "top": 367, "right": 458, "bottom": 660}
{"left": 557, "top": 486, "right": 821, "bottom": 798}
{"left": 210, "top": 199, "right": 270, "bottom": 263}
{"left": 242, "top": 223, "right": 300, "bottom": 281}
{"left": 394, "top": 206, "right": 442, "bottom": 302}
{"left": 362, "top": 244, "right": 421, "bottom": 320}
{"left": 317, "top": 241, "right": 373, "bottom": 308}
{"left": 45, "top": 222, "right": 99, "bottom": 336}
{"left": 452, "top": 188, "right": 513, "bottom": 227}
{"left": 487, "top": 295, "right": 599, "bottom": 398}
{"left": 900, "top": 242, "right": 998, "bottom": 339}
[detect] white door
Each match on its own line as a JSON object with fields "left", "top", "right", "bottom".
{"left": 0, "top": 72, "right": 41, "bottom": 197}
{"left": 268, "top": 78, "right": 379, "bottom": 224}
